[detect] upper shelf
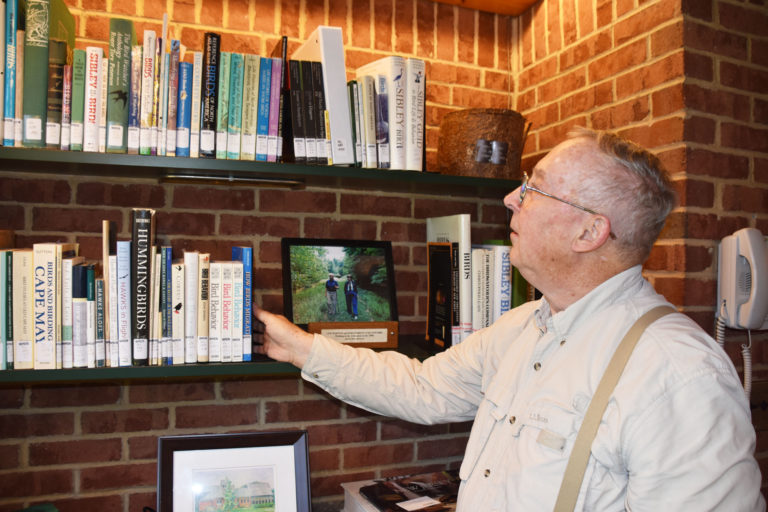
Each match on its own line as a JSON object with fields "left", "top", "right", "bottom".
{"left": 430, "top": 0, "right": 539, "bottom": 16}
{"left": 0, "top": 147, "right": 517, "bottom": 196}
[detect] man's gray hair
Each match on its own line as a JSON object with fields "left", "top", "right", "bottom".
{"left": 569, "top": 127, "right": 677, "bottom": 261}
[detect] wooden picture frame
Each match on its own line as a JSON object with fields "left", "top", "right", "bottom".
{"left": 281, "top": 238, "right": 399, "bottom": 348}
{"left": 157, "top": 431, "right": 311, "bottom": 511}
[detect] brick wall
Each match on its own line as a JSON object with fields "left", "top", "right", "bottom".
{"left": 1, "top": 0, "right": 767, "bottom": 510}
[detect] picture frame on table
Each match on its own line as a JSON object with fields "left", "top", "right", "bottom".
{"left": 157, "top": 430, "right": 311, "bottom": 512}
{"left": 281, "top": 238, "right": 399, "bottom": 348}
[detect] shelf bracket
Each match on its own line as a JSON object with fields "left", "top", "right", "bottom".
{"left": 160, "top": 173, "right": 306, "bottom": 189}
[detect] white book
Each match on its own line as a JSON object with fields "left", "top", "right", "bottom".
{"left": 350, "top": 81, "right": 363, "bottom": 166}
{"left": 171, "top": 261, "right": 185, "bottom": 365}
{"left": 471, "top": 247, "right": 492, "bottom": 332}
{"left": 12, "top": 250, "right": 34, "bottom": 369}
{"left": 61, "top": 256, "right": 85, "bottom": 368}
{"left": 183, "top": 250, "right": 199, "bottom": 364}
{"left": 98, "top": 56, "right": 108, "bottom": 152}
{"left": 116, "top": 240, "right": 132, "bottom": 366}
{"left": 86, "top": 270, "right": 97, "bottom": 368}
{"left": 426, "top": 214, "right": 472, "bottom": 344}
{"left": 32, "top": 244, "right": 57, "bottom": 369}
{"left": 197, "top": 253, "right": 210, "bottom": 363}
{"left": 150, "top": 250, "right": 161, "bottom": 365}
{"left": 231, "top": 260, "right": 244, "bottom": 362}
{"left": 208, "top": 261, "right": 222, "bottom": 362}
{"left": 189, "top": 51, "right": 203, "bottom": 158}
{"left": 72, "top": 295, "right": 88, "bottom": 369}
{"left": 358, "top": 75, "right": 377, "bottom": 168}
{"left": 356, "top": 55, "right": 407, "bottom": 170}
{"left": 220, "top": 261, "right": 233, "bottom": 362}
{"left": 108, "top": 254, "right": 119, "bottom": 367}
{"left": 139, "top": 30, "right": 156, "bottom": 155}
{"left": 487, "top": 245, "right": 512, "bottom": 323}
{"left": 291, "top": 25, "right": 355, "bottom": 165}
{"left": 405, "top": 58, "right": 425, "bottom": 171}
{"left": 83, "top": 47, "right": 104, "bottom": 153}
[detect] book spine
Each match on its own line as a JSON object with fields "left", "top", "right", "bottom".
{"left": 255, "top": 56, "right": 271, "bottom": 161}
{"left": 72, "top": 263, "right": 87, "bottom": 368}
{"left": 231, "top": 246, "right": 252, "bottom": 361}
{"left": 288, "top": 60, "right": 306, "bottom": 162}
{"left": 374, "top": 74, "right": 390, "bottom": 169}
{"left": 61, "top": 256, "right": 76, "bottom": 368}
{"left": 300, "top": 60, "right": 317, "bottom": 164}
{"left": 3, "top": 0, "right": 18, "bottom": 145}
{"left": 231, "top": 260, "right": 243, "bottom": 362}
{"left": 127, "top": 45, "right": 142, "bottom": 154}
{"left": 359, "top": 75, "right": 377, "bottom": 168}
{"left": 45, "top": 40, "right": 66, "bottom": 148}
{"left": 266, "top": 57, "right": 282, "bottom": 162}
{"left": 348, "top": 81, "right": 363, "bottom": 166}
{"left": 196, "top": 253, "right": 210, "bottom": 362}
{"left": 139, "top": 30, "right": 156, "bottom": 155}
{"left": 3, "top": 252, "right": 11, "bottom": 370}
{"left": 108, "top": 253, "right": 119, "bottom": 366}
{"left": 32, "top": 244, "right": 56, "bottom": 369}
{"left": 149, "top": 249, "right": 160, "bottom": 365}
{"left": 95, "top": 276, "right": 105, "bottom": 366}
{"left": 273, "top": 35, "right": 292, "bottom": 163}
{"left": 131, "top": 208, "right": 153, "bottom": 365}
{"left": 220, "top": 261, "right": 233, "bottom": 362}
{"left": 22, "top": 0, "right": 50, "bottom": 147}
{"left": 98, "top": 56, "right": 108, "bottom": 152}
{"left": 226, "top": 52, "right": 243, "bottom": 160}
{"left": 207, "top": 261, "right": 221, "bottom": 362}
{"left": 12, "top": 249, "right": 33, "bottom": 369}
{"left": 183, "top": 251, "right": 198, "bottom": 363}
{"left": 405, "top": 58, "right": 425, "bottom": 171}
{"left": 70, "top": 48, "right": 85, "bottom": 151}
{"left": 60, "top": 64, "right": 71, "bottom": 150}
{"left": 162, "top": 246, "right": 172, "bottom": 364}
{"left": 150, "top": 38, "right": 160, "bottom": 155}
{"left": 106, "top": 18, "right": 134, "bottom": 153}
{"left": 189, "top": 51, "right": 202, "bottom": 158}
{"left": 82, "top": 46, "right": 103, "bottom": 152}
{"left": 171, "top": 261, "right": 184, "bottom": 365}
{"left": 158, "top": 48, "right": 168, "bottom": 156}
{"left": 214, "top": 51, "right": 230, "bottom": 159}
{"left": 165, "top": 39, "right": 179, "bottom": 156}
{"left": 14, "top": 29, "right": 23, "bottom": 146}
{"left": 86, "top": 264, "right": 96, "bottom": 367}
{"left": 199, "top": 32, "right": 220, "bottom": 158}
{"left": 311, "top": 61, "right": 328, "bottom": 165}
{"left": 239, "top": 53, "right": 259, "bottom": 161}
{"left": 175, "top": 61, "right": 192, "bottom": 157}
{"left": 116, "top": 240, "right": 132, "bottom": 366}
{"left": 389, "top": 61, "right": 407, "bottom": 170}
{"left": 0, "top": 252, "right": 8, "bottom": 370}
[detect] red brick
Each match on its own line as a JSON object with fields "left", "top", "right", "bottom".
{"left": 417, "top": 435, "right": 469, "bottom": 459}
{"left": 615, "top": 0, "right": 680, "bottom": 46}
{"left": 753, "top": 39, "right": 768, "bottom": 68}
{"left": 684, "top": 52, "right": 713, "bottom": 82}
{"left": 351, "top": 0, "right": 372, "bottom": 48}
{"left": 0, "top": 445, "right": 19, "bottom": 469}
{"left": 723, "top": 185, "right": 768, "bottom": 215}
{"left": 651, "top": 20, "right": 683, "bottom": 58}
{"left": 311, "top": 470, "right": 374, "bottom": 497}
{"left": 200, "top": 0, "right": 223, "bottom": 28}
{"left": 173, "top": 0, "right": 195, "bottom": 24}
{"left": 341, "top": 194, "right": 412, "bottom": 217}
{"left": 0, "top": 176, "right": 71, "bottom": 203}
{"left": 176, "top": 403, "right": 260, "bottom": 428}
{"left": 457, "top": 8, "right": 475, "bottom": 64}
{"left": 30, "top": 384, "right": 120, "bottom": 408}
{"left": 380, "top": 221, "right": 421, "bottom": 242}
{"left": 265, "top": 398, "right": 343, "bottom": 422}
{"left": 547, "top": 0, "right": 562, "bottom": 54}
{"left": 684, "top": 22, "right": 747, "bottom": 60}
{"left": 589, "top": 39, "right": 647, "bottom": 83}
{"left": 681, "top": 0, "right": 712, "bottom": 21}
{"left": 83, "top": 14, "right": 109, "bottom": 41}
{"left": 687, "top": 148, "right": 749, "bottom": 179}
{"left": 253, "top": 266, "right": 283, "bottom": 290}
{"left": 129, "top": 381, "right": 215, "bottom": 403}
{"left": 617, "top": 52, "right": 684, "bottom": 100}
{"left": 311, "top": 447, "right": 341, "bottom": 471}
{"left": 259, "top": 189, "right": 336, "bottom": 213}
{"left": 0, "top": 412, "right": 75, "bottom": 439}
{"left": 416, "top": 0, "right": 435, "bottom": 58}
{"left": 154, "top": 210, "right": 215, "bottom": 236}
{"left": 651, "top": 83, "right": 684, "bottom": 118}
{"left": 532, "top": 2, "right": 547, "bottom": 61}
{"left": 80, "top": 462, "right": 157, "bottom": 490}
{"left": 721, "top": 61, "right": 768, "bottom": 96}
{"left": 477, "top": 11, "right": 495, "bottom": 68}
{"left": 0, "top": 205, "right": 24, "bottom": 230}
{"left": 539, "top": 67, "right": 586, "bottom": 104}
{"left": 55, "top": 495, "right": 124, "bottom": 512}
{"left": 380, "top": 419, "right": 448, "bottom": 440}
{"left": 686, "top": 212, "right": 748, "bottom": 240}
{"left": 374, "top": 0, "right": 394, "bottom": 52}
{"left": 520, "top": 9, "right": 534, "bottom": 67}
{"left": 221, "top": 377, "right": 299, "bottom": 399}
{"left": 0, "top": 469, "right": 73, "bottom": 498}
{"left": 307, "top": 421, "right": 378, "bottom": 445}
{"left": 329, "top": 0, "right": 348, "bottom": 41}
{"left": 757, "top": 158, "right": 768, "bottom": 184}
{"left": 721, "top": 122, "right": 768, "bottom": 153}
{"left": 397, "top": 294, "right": 416, "bottom": 316}
{"left": 484, "top": 70, "right": 509, "bottom": 92}
{"left": 76, "top": 181, "right": 165, "bottom": 207}
{"left": 344, "top": 442, "right": 414, "bottom": 468}
{"left": 394, "top": 0, "right": 414, "bottom": 54}
{"left": 303, "top": 217, "right": 378, "bottom": 239}
{"left": 436, "top": 4, "right": 455, "bottom": 61}
{"left": 595, "top": 0, "right": 612, "bottom": 27}
{"left": 227, "top": 0, "right": 250, "bottom": 31}
{"left": 719, "top": 2, "right": 768, "bottom": 37}
{"left": 30, "top": 438, "right": 122, "bottom": 465}
{"left": 645, "top": 243, "right": 713, "bottom": 273}
{"left": 81, "top": 408, "right": 169, "bottom": 434}
{"left": 32, "top": 207, "right": 120, "bottom": 233}
{"left": 128, "top": 435, "right": 158, "bottom": 460}
{"left": 219, "top": 214, "right": 300, "bottom": 237}
{"left": 394, "top": 269, "right": 426, "bottom": 292}
{"left": 679, "top": 178, "right": 714, "bottom": 208}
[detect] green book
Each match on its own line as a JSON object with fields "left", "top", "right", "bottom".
{"left": 106, "top": 18, "right": 136, "bottom": 153}
{"left": 22, "top": 0, "right": 74, "bottom": 147}
{"left": 215, "top": 51, "right": 230, "bottom": 159}
{"left": 226, "top": 52, "right": 244, "bottom": 160}
{"left": 240, "top": 53, "right": 260, "bottom": 160}
{"left": 70, "top": 48, "right": 86, "bottom": 151}
{"left": 45, "top": 39, "right": 67, "bottom": 148}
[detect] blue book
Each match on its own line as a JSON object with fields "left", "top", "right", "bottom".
{"left": 255, "top": 56, "right": 271, "bottom": 161}
{"left": 160, "top": 246, "right": 172, "bottom": 365}
{"left": 226, "top": 52, "right": 243, "bottom": 160}
{"left": 175, "top": 61, "right": 192, "bottom": 157}
{"left": 3, "top": 0, "right": 19, "bottom": 145}
{"left": 231, "top": 246, "right": 252, "bottom": 361}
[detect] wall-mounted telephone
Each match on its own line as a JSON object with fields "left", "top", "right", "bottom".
{"left": 716, "top": 227, "right": 768, "bottom": 400}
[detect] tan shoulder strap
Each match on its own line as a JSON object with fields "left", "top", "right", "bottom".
{"left": 553, "top": 305, "right": 676, "bottom": 512}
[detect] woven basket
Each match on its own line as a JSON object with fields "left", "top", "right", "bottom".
{"left": 437, "top": 108, "right": 531, "bottom": 179}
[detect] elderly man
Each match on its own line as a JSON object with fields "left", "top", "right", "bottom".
{"left": 255, "top": 128, "right": 764, "bottom": 511}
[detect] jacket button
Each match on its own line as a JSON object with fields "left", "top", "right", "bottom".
{"left": 533, "top": 362, "right": 541, "bottom": 371}
{"left": 484, "top": 469, "right": 491, "bottom": 477}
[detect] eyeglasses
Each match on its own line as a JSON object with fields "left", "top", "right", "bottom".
{"left": 520, "top": 172, "right": 617, "bottom": 239}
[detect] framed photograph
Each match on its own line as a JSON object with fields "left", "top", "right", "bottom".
{"left": 281, "top": 238, "right": 399, "bottom": 348}
{"left": 157, "top": 431, "right": 311, "bottom": 512}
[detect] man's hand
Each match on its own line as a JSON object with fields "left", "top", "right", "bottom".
{"left": 253, "top": 305, "right": 314, "bottom": 369}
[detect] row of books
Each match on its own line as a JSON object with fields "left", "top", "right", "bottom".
{"left": 0, "top": 0, "right": 427, "bottom": 170}
{"left": 425, "top": 214, "right": 529, "bottom": 350}
{"left": 0, "top": 211, "right": 254, "bottom": 370}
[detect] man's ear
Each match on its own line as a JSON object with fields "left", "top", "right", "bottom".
{"left": 572, "top": 215, "right": 612, "bottom": 253}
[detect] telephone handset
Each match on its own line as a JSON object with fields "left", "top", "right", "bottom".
{"left": 716, "top": 227, "right": 768, "bottom": 330}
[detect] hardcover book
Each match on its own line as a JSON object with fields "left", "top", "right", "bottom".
{"left": 266, "top": 57, "right": 282, "bottom": 162}
{"left": 231, "top": 246, "right": 252, "bottom": 361}
{"left": 3, "top": 0, "right": 19, "bottom": 146}
{"left": 175, "top": 61, "right": 192, "bottom": 157}
{"left": 255, "top": 56, "right": 272, "bottom": 161}
{"left": 82, "top": 46, "right": 103, "bottom": 152}
{"left": 166, "top": 40, "right": 181, "bottom": 156}
{"left": 11, "top": 248, "right": 33, "bottom": 370}
{"left": 347, "top": 80, "right": 363, "bottom": 166}
{"left": 85, "top": 264, "right": 96, "bottom": 367}
{"left": 106, "top": 18, "right": 135, "bottom": 153}
{"left": 127, "top": 44, "right": 142, "bottom": 154}
{"left": 183, "top": 250, "right": 198, "bottom": 363}
{"left": 98, "top": 55, "right": 108, "bottom": 152}
{"left": 14, "top": 28, "right": 24, "bottom": 146}
{"left": 199, "top": 32, "right": 220, "bottom": 158}
{"left": 405, "top": 58, "right": 426, "bottom": 171}
{"left": 95, "top": 276, "right": 105, "bottom": 366}
{"left": 45, "top": 39, "right": 66, "bottom": 148}
{"left": 426, "top": 242, "right": 453, "bottom": 350}
{"left": 70, "top": 48, "right": 85, "bottom": 151}
{"left": 171, "top": 260, "right": 184, "bottom": 365}
{"left": 311, "top": 60, "right": 327, "bottom": 165}
{"left": 358, "top": 74, "right": 377, "bottom": 168}
{"left": 59, "top": 63, "right": 71, "bottom": 150}
{"left": 71, "top": 262, "right": 88, "bottom": 368}
{"left": 269, "top": 35, "right": 292, "bottom": 163}
{"left": 287, "top": 59, "right": 306, "bottom": 162}
{"left": 299, "top": 60, "right": 316, "bottom": 164}
{"left": 61, "top": 254, "right": 85, "bottom": 368}
{"left": 226, "top": 52, "right": 243, "bottom": 160}
{"left": 220, "top": 260, "right": 233, "bottom": 362}
{"left": 131, "top": 208, "right": 155, "bottom": 366}
{"left": 107, "top": 253, "right": 118, "bottom": 366}
{"left": 116, "top": 240, "right": 132, "bottom": 366}
{"left": 207, "top": 260, "right": 221, "bottom": 362}
{"left": 196, "top": 252, "right": 210, "bottom": 363}
{"left": 189, "top": 51, "right": 203, "bottom": 158}
{"left": 139, "top": 29, "right": 156, "bottom": 155}
{"left": 240, "top": 53, "right": 259, "bottom": 160}
{"left": 0, "top": 251, "right": 9, "bottom": 370}
{"left": 374, "top": 74, "right": 389, "bottom": 169}
{"left": 215, "top": 51, "right": 230, "bottom": 159}
{"left": 231, "top": 259, "right": 243, "bottom": 362}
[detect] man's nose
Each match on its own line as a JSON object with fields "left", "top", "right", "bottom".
{"left": 503, "top": 187, "right": 522, "bottom": 212}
